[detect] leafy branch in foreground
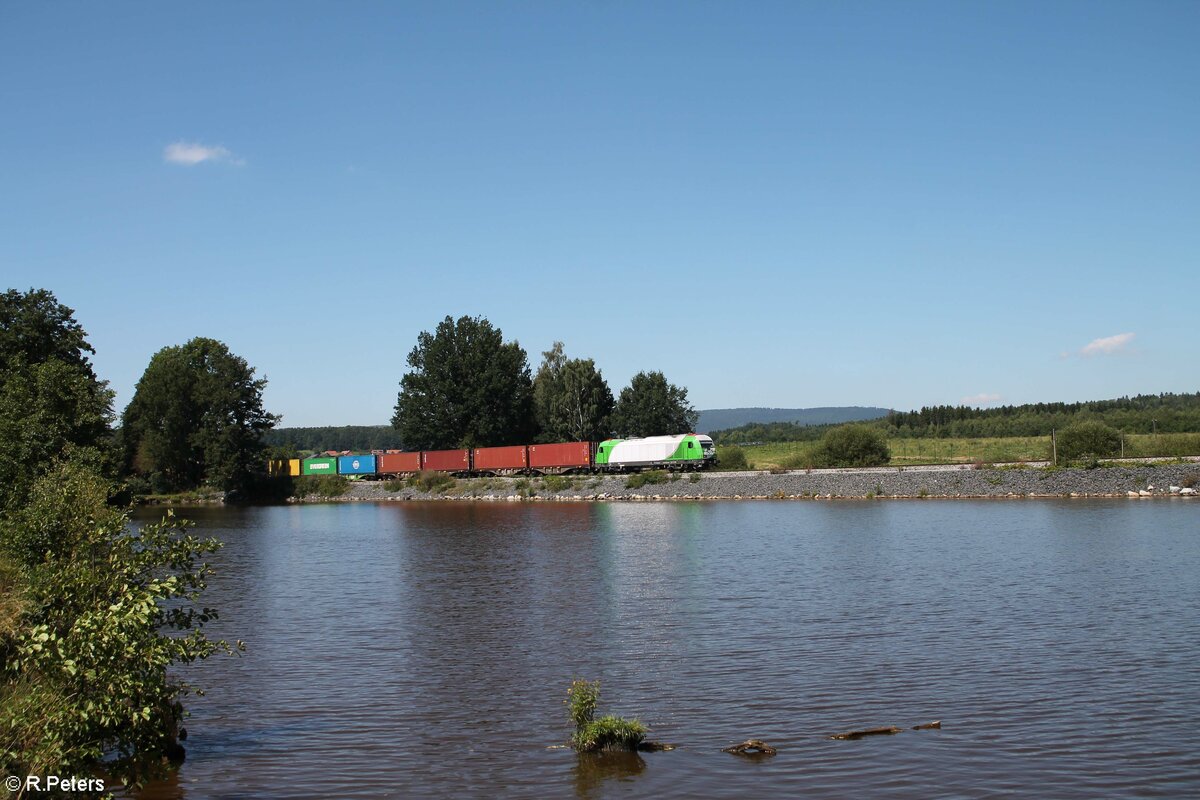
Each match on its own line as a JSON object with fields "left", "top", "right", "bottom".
{"left": 0, "top": 458, "right": 242, "bottom": 789}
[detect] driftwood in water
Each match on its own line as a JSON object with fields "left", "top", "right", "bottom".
{"left": 912, "top": 720, "right": 941, "bottom": 730}
{"left": 829, "top": 726, "right": 903, "bottom": 740}
{"left": 722, "top": 739, "right": 778, "bottom": 755}
{"left": 638, "top": 741, "right": 676, "bottom": 752}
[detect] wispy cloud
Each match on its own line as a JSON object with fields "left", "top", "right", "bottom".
{"left": 961, "top": 392, "right": 1002, "bottom": 407}
{"left": 1080, "top": 332, "right": 1135, "bottom": 357}
{"left": 163, "top": 141, "right": 244, "bottom": 166}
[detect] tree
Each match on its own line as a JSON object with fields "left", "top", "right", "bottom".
{"left": 121, "top": 338, "right": 278, "bottom": 493}
{"left": 391, "top": 315, "right": 535, "bottom": 449}
{"left": 0, "top": 289, "right": 114, "bottom": 509}
{"left": 555, "top": 358, "right": 615, "bottom": 442}
{"left": 0, "top": 457, "right": 238, "bottom": 787}
{"left": 532, "top": 342, "right": 567, "bottom": 442}
{"left": 813, "top": 424, "right": 891, "bottom": 467}
{"left": 532, "top": 342, "right": 614, "bottom": 442}
{"left": 609, "top": 371, "right": 699, "bottom": 438}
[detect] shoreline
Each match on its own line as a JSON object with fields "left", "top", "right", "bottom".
{"left": 289, "top": 463, "right": 1200, "bottom": 503}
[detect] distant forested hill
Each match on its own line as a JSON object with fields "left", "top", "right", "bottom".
{"left": 882, "top": 392, "right": 1200, "bottom": 438}
{"left": 264, "top": 425, "right": 401, "bottom": 452}
{"left": 696, "top": 407, "right": 891, "bottom": 433}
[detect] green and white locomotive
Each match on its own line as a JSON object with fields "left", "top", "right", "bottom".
{"left": 593, "top": 434, "right": 717, "bottom": 472}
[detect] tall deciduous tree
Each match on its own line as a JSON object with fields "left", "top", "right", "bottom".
{"left": 391, "top": 315, "right": 535, "bottom": 449}
{"left": 121, "top": 338, "right": 278, "bottom": 493}
{"left": 0, "top": 289, "right": 114, "bottom": 509}
{"left": 610, "top": 371, "right": 698, "bottom": 438}
{"left": 532, "top": 341, "right": 567, "bottom": 441}
{"left": 532, "top": 343, "right": 614, "bottom": 442}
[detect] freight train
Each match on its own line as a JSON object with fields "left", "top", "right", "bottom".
{"left": 268, "top": 434, "right": 717, "bottom": 478}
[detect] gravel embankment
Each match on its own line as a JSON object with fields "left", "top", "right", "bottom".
{"left": 297, "top": 463, "right": 1200, "bottom": 503}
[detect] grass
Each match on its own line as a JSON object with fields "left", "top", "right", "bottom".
{"left": 292, "top": 474, "right": 350, "bottom": 498}
{"left": 729, "top": 433, "right": 1200, "bottom": 470}
{"left": 405, "top": 471, "right": 456, "bottom": 494}
{"left": 625, "top": 470, "right": 669, "bottom": 489}
{"left": 566, "top": 679, "right": 646, "bottom": 753}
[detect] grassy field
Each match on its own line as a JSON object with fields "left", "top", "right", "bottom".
{"left": 730, "top": 433, "right": 1200, "bottom": 470}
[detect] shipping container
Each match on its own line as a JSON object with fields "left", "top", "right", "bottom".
{"left": 528, "top": 441, "right": 593, "bottom": 471}
{"left": 267, "top": 459, "right": 297, "bottom": 477}
{"left": 472, "top": 445, "right": 528, "bottom": 472}
{"left": 337, "top": 454, "right": 377, "bottom": 476}
{"left": 377, "top": 451, "right": 421, "bottom": 474}
{"left": 301, "top": 456, "right": 338, "bottom": 476}
{"left": 422, "top": 449, "right": 471, "bottom": 472}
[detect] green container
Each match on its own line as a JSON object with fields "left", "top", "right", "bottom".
{"left": 302, "top": 457, "right": 337, "bottom": 476}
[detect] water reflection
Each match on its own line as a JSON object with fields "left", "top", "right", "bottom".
{"left": 571, "top": 751, "right": 646, "bottom": 799}
{"left": 128, "top": 500, "right": 1200, "bottom": 799}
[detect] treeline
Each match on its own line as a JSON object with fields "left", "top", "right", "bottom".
{"left": 713, "top": 393, "right": 1200, "bottom": 443}
{"left": 883, "top": 393, "right": 1200, "bottom": 438}
{"left": 264, "top": 425, "right": 403, "bottom": 452}
{"left": 712, "top": 421, "right": 839, "bottom": 444}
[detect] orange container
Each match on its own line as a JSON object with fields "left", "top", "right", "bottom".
{"left": 528, "top": 441, "right": 593, "bottom": 470}
{"left": 421, "top": 449, "right": 471, "bottom": 471}
{"left": 377, "top": 452, "right": 421, "bottom": 474}
{"left": 472, "top": 445, "right": 528, "bottom": 471}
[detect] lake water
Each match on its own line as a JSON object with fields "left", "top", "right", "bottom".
{"left": 134, "top": 500, "right": 1200, "bottom": 798}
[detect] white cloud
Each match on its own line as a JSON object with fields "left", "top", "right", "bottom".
{"left": 1080, "top": 332, "right": 1135, "bottom": 357}
{"left": 961, "top": 393, "right": 1002, "bottom": 407}
{"left": 163, "top": 141, "right": 244, "bottom": 166}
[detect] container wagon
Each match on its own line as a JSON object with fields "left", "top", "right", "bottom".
{"left": 472, "top": 445, "right": 528, "bottom": 475}
{"left": 302, "top": 456, "right": 338, "bottom": 476}
{"left": 377, "top": 451, "right": 421, "bottom": 475}
{"left": 527, "top": 441, "right": 593, "bottom": 474}
{"left": 267, "top": 458, "right": 302, "bottom": 477}
{"left": 421, "top": 449, "right": 471, "bottom": 473}
{"left": 337, "top": 454, "right": 377, "bottom": 477}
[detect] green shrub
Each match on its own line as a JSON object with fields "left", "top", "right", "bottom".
{"left": 625, "top": 470, "right": 668, "bottom": 489}
{"left": 292, "top": 475, "right": 349, "bottom": 498}
{"left": 717, "top": 445, "right": 752, "bottom": 471}
{"left": 811, "top": 424, "right": 891, "bottom": 468}
{"left": 541, "top": 474, "right": 572, "bottom": 493}
{"left": 688, "top": 472, "right": 701, "bottom": 483}
{"left": 1055, "top": 421, "right": 1121, "bottom": 464}
{"left": 407, "top": 471, "right": 455, "bottom": 494}
{"left": 565, "top": 679, "right": 646, "bottom": 753}
{"left": 383, "top": 479, "right": 407, "bottom": 492}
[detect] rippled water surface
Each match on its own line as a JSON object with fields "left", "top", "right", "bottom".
{"left": 134, "top": 500, "right": 1200, "bottom": 798}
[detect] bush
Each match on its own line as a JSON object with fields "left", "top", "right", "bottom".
{"left": 566, "top": 679, "right": 646, "bottom": 753}
{"left": 625, "top": 470, "right": 668, "bottom": 489}
{"left": 716, "top": 445, "right": 752, "bottom": 471}
{"left": 406, "top": 471, "right": 455, "bottom": 494}
{"left": 541, "top": 474, "right": 573, "bottom": 493}
{"left": 1055, "top": 421, "right": 1121, "bottom": 464}
{"left": 292, "top": 475, "right": 349, "bottom": 498}
{"left": 811, "top": 424, "right": 891, "bottom": 468}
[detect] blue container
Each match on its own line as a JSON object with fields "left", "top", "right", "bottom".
{"left": 337, "top": 454, "right": 377, "bottom": 476}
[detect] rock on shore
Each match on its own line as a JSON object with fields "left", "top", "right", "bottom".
{"left": 292, "top": 463, "right": 1200, "bottom": 503}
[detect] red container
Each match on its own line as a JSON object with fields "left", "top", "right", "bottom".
{"left": 472, "top": 445, "right": 528, "bottom": 471}
{"left": 421, "top": 449, "right": 470, "bottom": 472}
{"left": 528, "top": 441, "right": 593, "bottom": 470}
{"left": 377, "top": 452, "right": 421, "bottom": 474}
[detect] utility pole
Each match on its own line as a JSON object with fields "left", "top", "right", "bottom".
{"left": 1051, "top": 429, "right": 1057, "bottom": 466}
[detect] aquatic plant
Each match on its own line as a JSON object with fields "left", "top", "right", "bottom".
{"left": 566, "top": 679, "right": 646, "bottom": 752}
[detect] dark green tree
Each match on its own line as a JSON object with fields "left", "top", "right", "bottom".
{"left": 553, "top": 358, "right": 614, "bottom": 442}
{"left": 532, "top": 342, "right": 614, "bottom": 442}
{"left": 532, "top": 341, "right": 567, "bottom": 442}
{"left": 391, "top": 315, "right": 535, "bottom": 449}
{"left": 609, "top": 371, "right": 699, "bottom": 437}
{"left": 813, "top": 424, "right": 891, "bottom": 467}
{"left": 0, "top": 289, "right": 114, "bottom": 509}
{"left": 121, "top": 338, "right": 278, "bottom": 493}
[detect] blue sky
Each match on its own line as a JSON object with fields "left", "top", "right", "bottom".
{"left": 2, "top": 1, "right": 1196, "bottom": 427}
